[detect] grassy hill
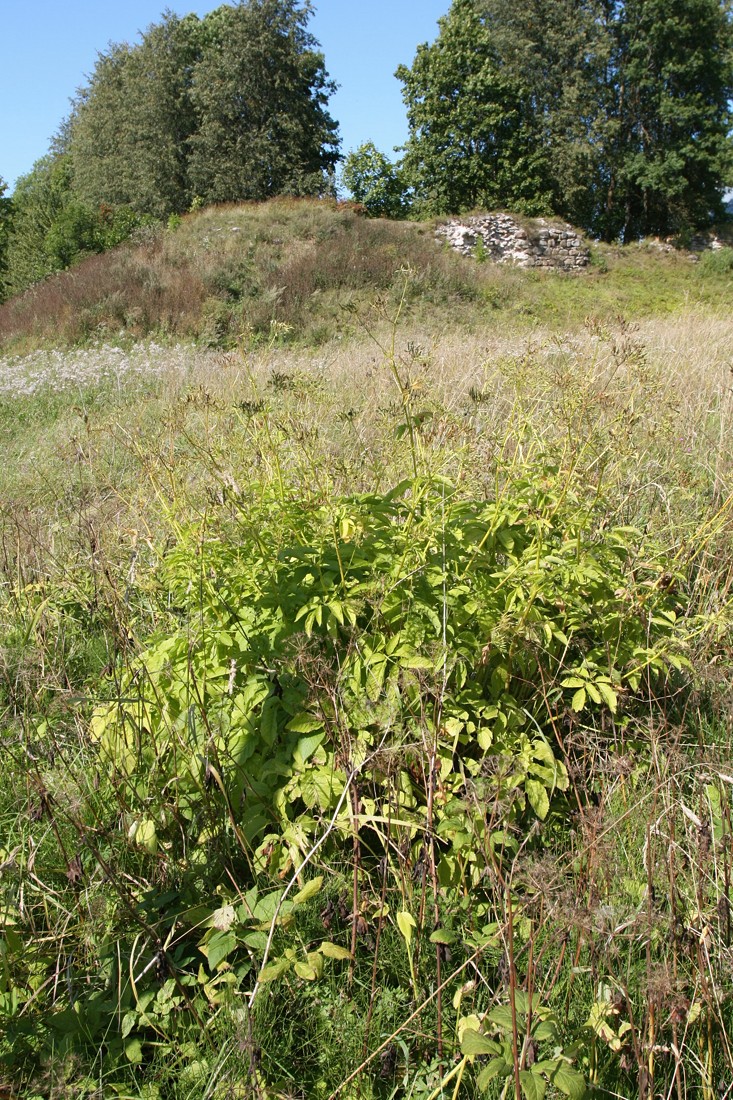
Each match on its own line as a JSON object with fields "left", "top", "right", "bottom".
{"left": 1, "top": 197, "right": 732, "bottom": 353}
{"left": 1, "top": 200, "right": 733, "bottom": 1100}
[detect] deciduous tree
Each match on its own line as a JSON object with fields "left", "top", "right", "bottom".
{"left": 397, "top": 0, "right": 733, "bottom": 237}
{"left": 341, "top": 143, "right": 410, "bottom": 218}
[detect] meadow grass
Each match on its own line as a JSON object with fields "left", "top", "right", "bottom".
{"left": 1, "top": 214, "right": 733, "bottom": 1100}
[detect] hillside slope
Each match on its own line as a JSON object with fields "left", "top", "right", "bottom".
{"left": 1, "top": 198, "right": 732, "bottom": 353}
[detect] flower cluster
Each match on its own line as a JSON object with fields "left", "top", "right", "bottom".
{"left": 0, "top": 342, "right": 207, "bottom": 399}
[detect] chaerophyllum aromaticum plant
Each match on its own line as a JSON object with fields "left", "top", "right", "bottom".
{"left": 90, "top": 464, "right": 689, "bottom": 997}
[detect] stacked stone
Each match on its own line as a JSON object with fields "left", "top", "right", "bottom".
{"left": 436, "top": 214, "right": 590, "bottom": 272}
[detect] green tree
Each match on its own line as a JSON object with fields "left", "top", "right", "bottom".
{"left": 606, "top": 0, "right": 733, "bottom": 238}
{"left": 2, "top": 156, "right": 74, "bottom": 296}
{"left": 396, "top": 0, "right": 555, "bottom": 217}
{"left": 341, "top": 143, "right": 410, "bottom": 217}
{"left": 475, "top": 0, "right": 613, "bottom": 230}
{"left": 187, "top": 0, "right": 339, "bottom": 203}
{"left": 397, "top": 0, "right": 733, "bottom": 238}
{"left": 0, "top": 175, "right": 13, "bottom": 302}
{"left": 70, "top": 12, "right": 201, "bottom": 217}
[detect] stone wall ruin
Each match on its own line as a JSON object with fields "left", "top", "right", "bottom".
{"left": 436, "top": 213, "right": 590, "bottom": 272}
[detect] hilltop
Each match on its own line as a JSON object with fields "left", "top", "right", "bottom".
{"left": 1, "top": 198, "right": 732, "bottom": 356}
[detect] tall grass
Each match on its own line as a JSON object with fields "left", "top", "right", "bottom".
{"left": 1, "top": 272, "right": 732, "bottom": 1099}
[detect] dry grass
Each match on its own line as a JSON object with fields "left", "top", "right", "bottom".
{"left": 2, "top": 197, "right": 732, "bottom": 355}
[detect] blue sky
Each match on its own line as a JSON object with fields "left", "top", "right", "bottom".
{"left": 1, "top": 0, "right": 449, "bottom": 192}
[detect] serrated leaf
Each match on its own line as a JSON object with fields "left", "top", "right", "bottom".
{"left": 461, "top": 1029, "right": 501, "bottom": 1057}
{"left": 520, "top": 1069, "right": 546, "bottom": 1100}
{"left": 294, "top": 960, "right": 318, "bottom": 981}
{"left": 550, "top": 1063, "right": 586, "bottom": 1100}
{"left": 319, "top": 941, "right": 353, "bottom": 960}
{"left": 292, "top": 876, "right": 323, "bottom": 906}
{"left": 477, "top": 1058, "right": 511, "bottom": 1088}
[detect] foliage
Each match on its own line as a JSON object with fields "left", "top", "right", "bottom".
{"left": 70, "top": 13, "right": 201, "bottom": 218}
{"left": 0, "top": 176, "right": 12, "bottom": 302}
{"left": 69, "top": 0, "right": 339, "bottom": 217}
{"left": 396, "top": 0, "right": 555, "bottom": 218}
{"left": 1, "top": 205, "right": 733, "bottom": 1096}
{"left": 397, "top": 0, "right": 733, "bottom": 238}
{"left": 187, "top": 0, "right": 339, "bottom": 204}
{"left": 80, "top": 465, "right": 690, "bottom": 1068}
{"left": 606, "top": 0, "right": 733, "bottom": 240}
{"left": 2, "top": 156, "right": 154, "bottom": 299}
{"left": 342, "top": 143, "right": 411, "bottom": 218}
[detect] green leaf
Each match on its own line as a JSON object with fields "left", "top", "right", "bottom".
{"left": 476, "top": 1058, "right": 511, "bottom": 1088}
{"left": 124, "top": 1038, "right": 143, "bottom": 1064}
{"left": 596, "top": 680, "right": 617, "bottom": 712}
{"left": 550, "top": 1063, "right": 586, "bottom": 1100}
{"left": 571, "top": 688, "right": 587, "bottom": 712}
{"left": 533, "top": 1019, "right": 559, "bottom": 1042}
{"left": 560, "top": 676, "right": 587, "bottom": 689}
{"left": 319, "top": 941, "right": 353, "bottom": 960}
{"left": 206, "top": 930, "right": 236, "bottom": 970}
{"left": 396, "top": 910, "right": 416, "bottom": 947}
{"left": 487, "top": 1005, "right": 514, "bottom": 1030}
{"left": 292, "top": 876, "right": 324, "bottom": 906}
{"left": 257, "top": 957, "right": 291, "bottom": 983}
{"left": 429, "top": 928, "right": 457, "bottom": 945}
{"left": 520, "top": 1069, "right": 546, "bottom": 1100}
{"left": 461, "top": 1029, "right": 501, "bottom": 1057}
{"left": 286, "top": 714, "right": 323, "bottom": 734}
{"left": 525, "top": 778, "right": 550, "bottom": 820}
{"left": 293, "top": 731, "right": 325, "bottom": 766}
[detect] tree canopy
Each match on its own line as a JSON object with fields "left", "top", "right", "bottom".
{"left": 69, "top": 0, "right": 340, "bottom": 216}
{"left": 341, "top": 143, "right": 411, "bottom": 218}
{"left": 0, "top": 176, "right": 12, "bottom": 301}
{"left": 397, "top": 0, "right": 733, "bottom": 238}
